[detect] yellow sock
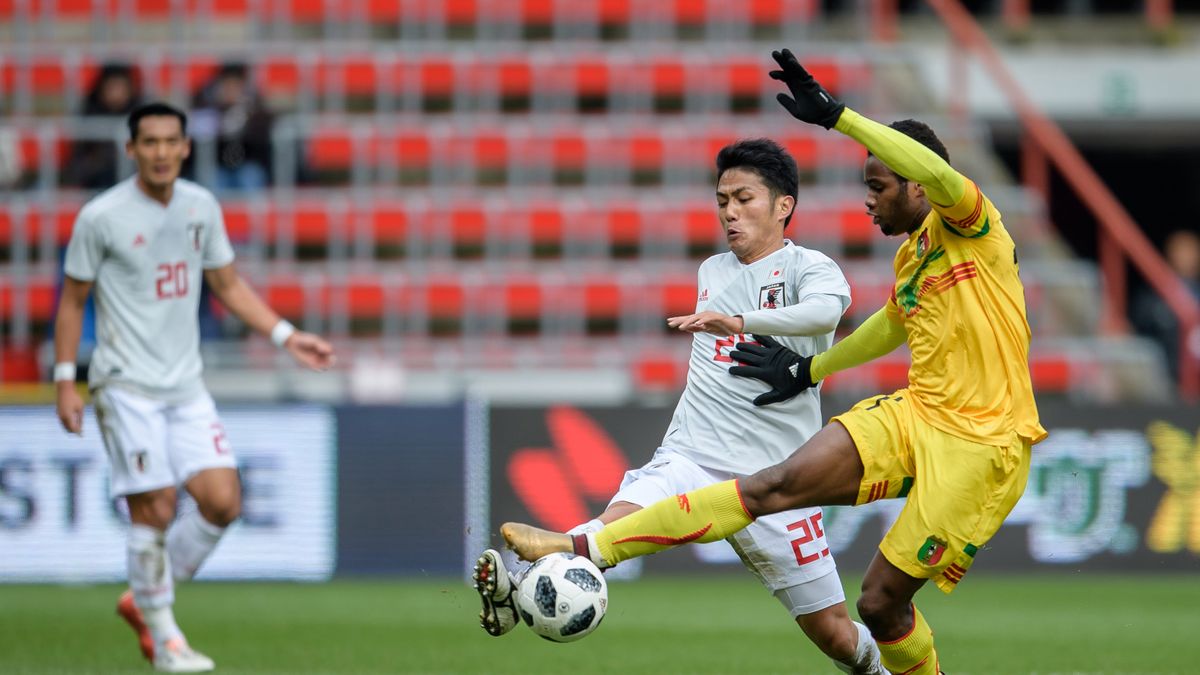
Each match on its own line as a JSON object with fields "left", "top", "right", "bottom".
{"left": 594, "top": 480, "right": 752, "bottom": 565}
{"left": 876, "top": 605, "right": 939, "bottom": 675}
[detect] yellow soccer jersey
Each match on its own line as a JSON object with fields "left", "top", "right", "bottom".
{"left": 885, "top": 179, "right": 1047, "bottom": 446}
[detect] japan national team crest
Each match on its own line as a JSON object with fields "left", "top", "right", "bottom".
{"left": 187, "top": 222, "right": 204, "bottom": 251}
{"left": 759, "top": 282, "right": 785, "bottom": 309}
{"left": 917, "top": 535, "right": 948, "bottom": 566}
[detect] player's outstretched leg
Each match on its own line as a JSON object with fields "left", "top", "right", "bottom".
{"left": 473, "top": 549, "right": 519, "bottom": 637}
{"left": 117, "top": 589, "right": 155, "bottom": 662}
{"left": 503, "top": 480, "right": 752, "bottom": 567}
{"left": 499, "top": 523, "right": 573, "bottom": 563}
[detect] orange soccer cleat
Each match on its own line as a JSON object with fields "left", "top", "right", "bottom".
{"left": 116, "top": 589, "right": 155, "bottom": 662}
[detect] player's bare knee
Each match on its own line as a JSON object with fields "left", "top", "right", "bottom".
{"left": 198, "top": 494, "right": 241, "bottom": 527}
{"left": 855, "top": 590, "right": 906, "bottom": 636}
{"left": 741, "top": 466, "right": 793, "bottom": 514}
{"left": 127, "top": 490, "right": 177, "bottom": 529}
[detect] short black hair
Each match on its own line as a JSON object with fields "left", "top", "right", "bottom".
{"left": 715, "top": 138, "right": 799, "bottom": 227}
{"left": 885, "top": 119, "right": 950, "bottom": 164}
{"left": 127, "top": 102, "right": 187, "bottom": 140}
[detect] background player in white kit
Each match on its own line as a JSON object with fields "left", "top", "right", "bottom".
{"left": 474, "top": 139, "right": 882, "bottom": 674}
{"left": 53, "top": 102, "right": 335, "bottom": 673}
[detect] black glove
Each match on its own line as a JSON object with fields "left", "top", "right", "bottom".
{"left": 728, "top": 334, "right": 816, "bottom": 406}
{"left": 769, "top": 48, "right": 845, "bottom": 130}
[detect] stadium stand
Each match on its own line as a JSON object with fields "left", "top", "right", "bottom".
{"left": 2, "top": 0, "right": 1195, "bottom": 402}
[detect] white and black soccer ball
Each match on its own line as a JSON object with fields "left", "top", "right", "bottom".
{"left": 515, "top": 552, "right": 608, "bottom": 643}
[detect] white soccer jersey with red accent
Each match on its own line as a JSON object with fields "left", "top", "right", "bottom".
{"left": 64, "top": 178, "right": 235, "bottom": 402}
{"left": 661, "top": 241, "right": 851, "bottom": 475}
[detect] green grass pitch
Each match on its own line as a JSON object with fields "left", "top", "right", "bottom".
{"left": 1, "top": 573, "right": 1195, "bottom": 674}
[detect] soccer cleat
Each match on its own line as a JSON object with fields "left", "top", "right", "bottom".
{"left": 116, "top": 589, "right": 155, "bottom": 662}
{"left": 153, "top": 637, "right": 214, "bottom": 673}
{"left": 473, "top": 549, "right": 518, "bottom": 637}
{"left": 500, "top": 522, "right": 573, "bottom": 563}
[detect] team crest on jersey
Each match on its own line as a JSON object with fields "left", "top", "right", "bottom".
{"left": 917, "top": 535, "right": 948, "bottom": 566}
{"left": 759, "top": 282, "right": 785, "bottom": 309}
{"left": 187, "top": 222, "right": 204, "bottom": 251}
{"left": 916, "top": 230, "right": 930, "bottom": 259}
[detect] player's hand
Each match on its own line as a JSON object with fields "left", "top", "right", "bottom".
{"left": 728, "top": 334, "right": 816, "bottom": 406}
{"left": 769, "top": 48, "right": 845, "bottom": 130}
{"left": 56, "top": 382, "right": 84, "bottom": 434}
{"left": 285, "top": 332, "right": 336, "bottom": 371}
{"left": 667, "top": 311, "right": 744, "bottom": 336}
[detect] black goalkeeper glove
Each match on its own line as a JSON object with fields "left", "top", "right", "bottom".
{"left": 769, "top": 48, "right": 845, "bottom": 130}
{"left": 728, "top": 334, "right": 816, "bottom": 407}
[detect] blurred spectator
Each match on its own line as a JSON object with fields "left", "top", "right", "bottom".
{"left": 191, "top": 63, "right": 274, "bottom": 191}
{"left": 63, "top": 63, "right": 142, "bottom": 189}
{"left": 1132, "top": 230, "right": 1200, "bottom": 381}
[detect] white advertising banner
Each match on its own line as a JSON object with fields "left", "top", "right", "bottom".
{"left": 0, "top": 405, "right": 336, "bottom": 582}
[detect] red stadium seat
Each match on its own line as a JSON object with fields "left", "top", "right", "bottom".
{"left": 660, "top": 278, "right": 697, "bottom": 316}
{"left": 1030, "top": 357, "right": 1070, "bottom": 392}
{"left": 221, "top": 204, "right": 253, "bottom": 243}
{"left": 0, "top": 276, "right": 58, "bottom": 322}
{"left": 583, "top": 280, "right": 621, "bottom": 319}
{"left": 320, "top": 55, "right": 379, "bottom": 97}
{"left": 634, "top": 355, "right": 686, "bottom": 390}
{"left": 153, "top": 58, "right": 220, "bottom": 97}
{"left": 262, "top": 277, "right": 306, "bottom": 319}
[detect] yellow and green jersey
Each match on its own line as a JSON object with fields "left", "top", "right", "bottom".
{"left": 836, "top": 109, "right": 1047, "bottom": 446}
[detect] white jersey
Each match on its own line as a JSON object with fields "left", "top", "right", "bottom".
{"left": 63, "top": 177, "right": 235, "bottom": 402}
{"left": 661, "top": 241, "right": 851, "bottom": 475}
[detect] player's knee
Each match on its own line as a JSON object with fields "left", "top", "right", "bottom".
{"left": 198, "top": 492, "right": 241, "bottom": 527}
{"left": 856, "top": 589, "right": 906, "bottom": 636}
{"left": 741, "top": 465, "right": 791, "bottom": 514}
{"left": 128, "top": 491, "right": 177, "bottom": 529}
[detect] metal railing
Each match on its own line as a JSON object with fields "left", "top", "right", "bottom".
{"left": 926, "top": 0, "right": 1199, "bottom": 399}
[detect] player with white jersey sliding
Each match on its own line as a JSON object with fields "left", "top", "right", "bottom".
{"left": 475, "top": 139, "right": 883, "bottom": 675}
{"left": 54, "top": 102, "right": 335, "bottom": 673}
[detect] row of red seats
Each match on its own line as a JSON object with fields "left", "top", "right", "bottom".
{"left": 0, "top": 197, "right": 881, "bottom": 255}
{"left": 635, "top": 352, "right": 1087, "bottom": 394}
{"left": 1, "top": 0, "right": 818, "bottom": 27}
{"left": 301, "top": 123, "right": 867, "bottom": 179}
{"left": 0, "top": 269, "right": 1079, "bottom": 394}
{"left": 0, "top": 264, "right": 1046, "bottom": 338}
{"left": 10, "top": 122, "right": 867, "bottom": 188}
{"left": 1, "top": 51, "right": 869, "bottom": 113}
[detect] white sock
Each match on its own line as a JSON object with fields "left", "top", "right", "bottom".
{"left": 166, "top": 510, "right": 227, "bottom": 581}
{"left": 566, "top": 518, "right": 605, "bottom": 536}
{"left": 128, "top": 525, "right": 182, "bottom": 645}
{"left": 835, "top": 621, "right": 882, "bottom": 675}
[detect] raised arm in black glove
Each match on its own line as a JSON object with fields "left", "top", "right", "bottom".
{"left": 769, "top": 48, "right": 845, "bottom": 130}
{"left": 728, "top": 334, "right": 817, "bottom": 406}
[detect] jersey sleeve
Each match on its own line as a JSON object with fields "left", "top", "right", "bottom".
{"left": 934, "top": 178, "right": 992, "bottom": 239}
{"left": 794, "top": 252, "right": 851, "bottom": 311}
{"left": 63, "top": 209, "right": 105, "bottom": 281}
{"left": 835, "top": 108, "right": 990, "bottom": 238}
{"left": 202, "top": 197, "right": 236, "bottom": 269}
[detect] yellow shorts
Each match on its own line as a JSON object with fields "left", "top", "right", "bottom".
{"left": 832, "top": 389, "right": 1031, "bottom": 593}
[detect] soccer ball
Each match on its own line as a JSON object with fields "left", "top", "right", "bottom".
{"left": 515, "top": 552, "right": 608, "bottom": 643}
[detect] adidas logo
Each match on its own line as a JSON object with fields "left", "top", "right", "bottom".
{"left": 132, "top": 234, "right": 146, "bottom": 247}
{"left": 698, "top": 289, "right": 708, "bottom": 302}
{"left": 789, "top": 363, "right": 799, "bottom": 377}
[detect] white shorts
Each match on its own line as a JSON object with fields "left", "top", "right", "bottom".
{"left": 93, "top": 386, "right": 238, "bottom": 497}
{"left": 611, "top": 449, "right": 843, "bottom": 614}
